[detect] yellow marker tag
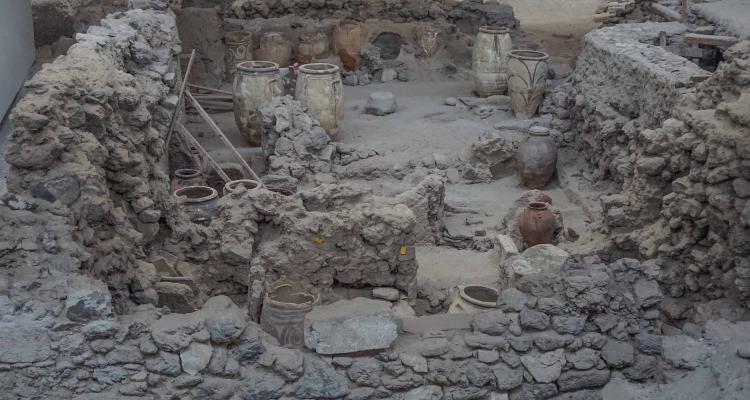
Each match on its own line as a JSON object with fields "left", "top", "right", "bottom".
{"left": 399, "top": 246, "right": 408, "bottom": 255}
{"left": 313, "top": 235, "right": 324, "bottom": 245}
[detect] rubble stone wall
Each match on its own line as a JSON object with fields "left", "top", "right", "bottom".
{"left": 565, "top": 22, "right": 750, "bottom": 309}
{"left": 6, "top": 1, "right": 181, "bottom": 307}
{"left": 31, "top": 0, "right": 129, "bottom": 46}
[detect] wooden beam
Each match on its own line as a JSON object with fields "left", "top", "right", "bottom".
{"left": 188, "top": 83, "right": 233, "bottom": 96}
{"left": 165, "top": 49, "right": 196, "bottom": 147}
{"left": 685, "top": 33, "right": 739, "bottom": 49}
{"left": 651, "top": 3, "right": 682, "bottom": 22}
{"left": 184, "top": 91, "right": 264, "bottom": 185}
{"left": 682, "top": 0, "right": 689, "bottom": 21}
{"left": 175, "top": 122, "right": 232, "bottom": 184}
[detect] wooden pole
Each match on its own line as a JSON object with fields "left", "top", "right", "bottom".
{"left": 165, "top": 50, "right": 196, "bottom": 148}
{"left": 184, "top": 91, "right": 264, "bottom": 185}
{"left": 685, "top": 33, "right": 740, "bottom": 49}
{"left": 175, "top": 122, "right": 232, "bottom": 183}
{"left": 651, "top": 3, "right": 682, "bottom": 22}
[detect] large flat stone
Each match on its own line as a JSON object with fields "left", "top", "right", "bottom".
{"left": 304, "top": 297, "right": 398, "bottom": 355}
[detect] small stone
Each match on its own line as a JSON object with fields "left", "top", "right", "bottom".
{"left": 557, "top": 368, "right": 610, "bottom": 392}
{"left": 365, "top": 91, "right": 398, "bottom": 116}
{"left": 551, "top": 315, "right": 586, "bottom": 335}
{"left": 623, "top": 354, "right": 657, "bottom": 381}
{"left": 400, "top": 353, "right": 428, "bottom": 373}
{"left": 520, "top": 309, "right": 550, "bottom": 330}
{"left": 180, "top": 342, "right": 212, "bottom": 375}
{"left": 347, "top": 358, "right": 383, "bottom": 387}
{"left": 492, "top": 362, "right": 523, "bottom": 390}
{"left": 565, "top": 348, "right": 600, "bottom": 370}
{"left": 445, "top": 97, "right": 458, "bottom": 106}
{"left": 736, "top": 343, "right": 750, "bottom": 359}
{"left": 372, "top": 287, "right": 401, "bottom": 301}
{"left": 202, "top": 296, "right": 246, "bottom": 343}
{"left": 520, "top": 349, "right": 565, "bottom": 383}
{"left": 404, "top": 385, "right": 442, "bottom": 400}
{"left": 634, "top": 333, "right": 662, "bottom": 355}
{"left": 477, "top": 349, "right": 500, "bottom": 364}
{"left": 174, "top": 374, "right": 203, "bottom": 389}
{"left": 473, "top": 310, "right": 510, "bottom": 335}
{"left": 633, "top": 279, "right": 662, "bottom": 308}
{"left": 145, "top": 351, "right": 181, "bottom": 377}
{"left": 663, "top": 335, "right": 707, "bottom": 370}
{"left": 497, "top": 288, "right": 528, "bottom": 312}
{"left": 295, "top": 357, "right": 350, "bottom": 399}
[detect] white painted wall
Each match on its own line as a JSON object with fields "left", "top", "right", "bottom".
{"left": 0, "top": 1, "right": 35, "bottom": 119}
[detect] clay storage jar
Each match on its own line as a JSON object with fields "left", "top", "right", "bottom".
{"left": 333, "top": 20, "right": 367, "bottom": 71}
{"left": 508, "top": 49, "right": 549, "bottom": 118}
{"left": 295, "top": 63, "right": 344, "bottom": 137}
{"left": 170, "top": 168, "right": 203, "bottom": 193}
{"left": 519, "top": 201, "right": 556, "bottom": 246}
{"left": 256, "top": 32, "right": 292, "bottom": 67}
{"left": 233, "top": 61, "right": 283, "bottom": 146}
{"left": 448, "top": 285, "right": 499, "bottom": 314}
{"left": 472, "top": 26, "right": 513, "bottom": 97}
{"left": 174, "top": 186, "right": 219, "bottom": 223}
{"left": 297, "top": 32, "right": 329, "bottom": 64}
{"left": 223, "top": 179, "right": 261, "bottom": 196}
{"left": 260, "top": 282, "right": 320, "bottom": 348}
{"left": 517, "top": 126, "right": 557, "bottom": 189}
{"left": 224, "top": 31, "right": 253, "bottom": 81}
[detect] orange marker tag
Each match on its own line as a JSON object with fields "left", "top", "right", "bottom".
{"left": 399, "top": 246, "right": 408, "bottom": 255}
{"left": 313, "top": 235, "right": 324, "bottom": 245}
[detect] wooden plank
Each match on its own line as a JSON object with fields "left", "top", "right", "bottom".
{"left": 651, "top": 3, "right": 682, "bottom": 22}
{"left": 185, "top": 91, "right": 264, "bottom": 185}
{"left": 175, "top": 122, "right": 232, "bottom": 184}
{"left": 188, "top": 83, "right": 233, "bottom": 96}
{"left": 165, "top": 49, "right": 196, "bottom": 147}
{"left": 685, "top": 33, "right": 740, "bottom": 49}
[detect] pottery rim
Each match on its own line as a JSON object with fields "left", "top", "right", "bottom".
{"left": 298, "top": 62, "right": 340, "bottom": 75}
{"left": 508, "top": 50, "right": 549, "bottom": 61}
{"left": 224, "top": 179, "right": 261, "bottom": 194}
{"left": 265, "top": 283, "right": 320, "bottom": 309}
{"left": 459, "top": 285, "right": 499, "bottom": 308}
{"left": 174, "top": 186, "right": 218, "bottom": 203}
{"left": 175, "top": 168, "right": 201, "bottom": 179}
{"left": 528, "top": 126, "right": 550, "bottom": 136}
{"left": 527, "top": 201, "right": 550, "bottom": 210}
{"left": 225, "top": 31, "right": 253, "bottom": 44}
{"left": 236, "top": 60, "right": 279, "bottom": 74}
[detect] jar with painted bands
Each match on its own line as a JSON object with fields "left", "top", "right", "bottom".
{"left": 472, "top": 26, "right": 513, "bottom": 97}
{"left": 233, "top": 61, "right": 283, "bottom": 146}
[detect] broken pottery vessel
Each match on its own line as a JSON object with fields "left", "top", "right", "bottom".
{"left": 224, "top": 31, "right": 253, "bottom": 81}
{"left": 256, "top": 32, "right": 292, "bottom": 67}
{"left": 472, "top": 26, "right": 513, "bottom": 97}
{"left": 170, "top": 168, "right": 203, "bottom": 194}
{"left": 223, "top": 179, "right": 261, "bottom": 196}
{"left": 174, "top": 186, "right": 219, "bottom": 223}
{"left": 233, "top": 61, "right": 284, "bottom": 146}
{"left": 260, "top": 281, "right": 319, "bottom": 348}
{"left": 517, "top": 126, "right": 557, "bottom": 189}
{"left": 519, "top": 201, "right": 556, "bottom": 246}
{"left": 295, "top": 63, "right": 344, "bottom": 137}
{"left": 508, "top": 50, "right": 549, "bottom": 118}
{"left": 333, "top": 20, "right": 367, "bottom": 71}
{"left": 416, "top": 25, "right": 440, "bottom": 58}
{"left": 297, "top": 31, "right": 329, "bottom": 63}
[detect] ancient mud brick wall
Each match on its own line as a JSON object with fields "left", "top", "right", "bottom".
{"left": 6, "top": 1, "right": 181, "bottom": 307}
{"left": 566, "top": 22, "right": 750, "bottom": 309}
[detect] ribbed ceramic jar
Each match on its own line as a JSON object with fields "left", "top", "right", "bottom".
{"left": 295, "top": 63, "right": 344, "bottom": 137}
{"left": 508, "top": 50, "right": 549, "bottom": 118}
{"left": 517, "top": 126, "right": 557, "bottom": 189}
{"left": 225, "top": 31, "right": 253, "bottom": 81}
{"left": 260, "top": 282, "right": 320, "bottom": 348}
{"left": 472, "top": 26, "right": 513, "bottom": 97}
{"left": 233, "top": 61, "right": 283, "bottom": 146}
{"left": 256, "top": 32, "right": 292, "bottom": 67}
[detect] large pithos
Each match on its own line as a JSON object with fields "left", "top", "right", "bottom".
{"left": 233, "top": 61, "right": 283, "bottom": 146}
{"left": 472, "top": 26, "right": 513, "bottom": 97}
{"left": 508, "top": 50, "right": 549, "bottom": 118}
{"left": 295, "top": 63, "right": 344, "bottom": 137}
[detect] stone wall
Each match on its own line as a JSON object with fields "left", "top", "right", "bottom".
{"left": 2, "top": 242, "right": 691, "bottom": 399}
{"left": 31, "top": 0, "right": 129, "bottom": 46}
{"left": 562, "top": 22, "right": 750, "bottom": 309}
{"left": 6, "top": 1, "right": 181, "bottom": 307}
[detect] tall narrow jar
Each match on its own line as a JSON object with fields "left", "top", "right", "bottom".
{"left": 507, "top": 50, "right": 549, "bottom": 118}
{"left": 294, "top": 63, "right": 344, "bottom": 137}
{"left": 233, "top": 61, "right": 284, "bottom": 146}
{"left": 472, "top": 26, "right": 513, "bottom": 97}
{"left": 225, "top": 31, "right": 253, "bottom": 82}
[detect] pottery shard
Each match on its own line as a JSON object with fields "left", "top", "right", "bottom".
{"left": 304, "top": 297, "right": 398, "bottom": 355}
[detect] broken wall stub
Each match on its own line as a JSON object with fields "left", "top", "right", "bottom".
{"left": 6, "top": 2, "right": 182, "bottom": 307}
{"left": 565, "top": 22, "right": 750, "bottom": 309}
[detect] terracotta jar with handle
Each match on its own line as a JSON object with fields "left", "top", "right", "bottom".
{"left": 233, "top": 61, "right": 284, "bottom": 146}
{"left": 519, "top": 201, "right": 556, "bottom": 246}
{"left": 295, "top": 63, "right": 344, "bottom": 137}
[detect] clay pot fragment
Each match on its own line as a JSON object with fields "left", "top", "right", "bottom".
{"left": 170, "top": 168, "right": 203, "bottom": 193}
{"left": 519, "top": 201, "right": 556, "bottom": 246}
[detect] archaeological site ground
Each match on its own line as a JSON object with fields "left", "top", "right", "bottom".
{"left": 1, "top": 0, "right": 749, "bottom": 399}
